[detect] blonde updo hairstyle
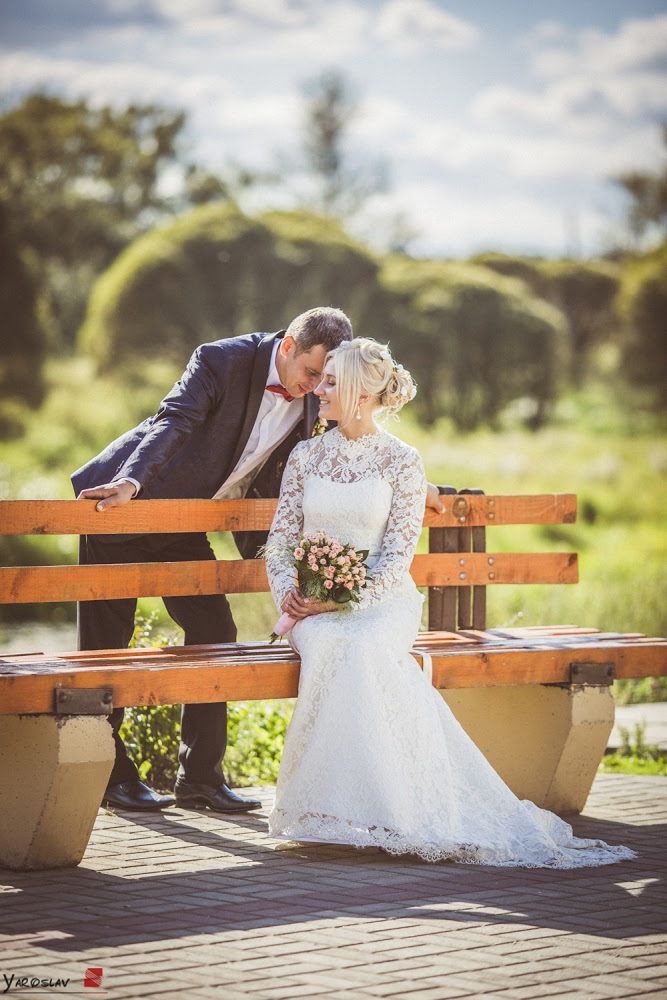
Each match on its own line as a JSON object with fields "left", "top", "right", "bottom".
{"left": 327, "top": 337, "right": 416, "bottom": 429}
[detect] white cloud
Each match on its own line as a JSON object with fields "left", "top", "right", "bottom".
{"left": 471, "top": 77, "right": 664, "bottom": 135}
{"left": 356, "top": 90, "right": 665, "bottom": 191}
{"left": 374, "top": 0, "right": 479, "bottom": 53}
{"left": 0, "top": 51, "right": 298, "bottom": 166}
{"left": 474, "top": 13, "right": 667, "bottom": 133}
{"left": 520, "top": 20, "right": 567, "bottom": 46}
{"left": 533, "top": 14, "right": 667, "bottom": 78}
{"left": 173, "top": 1, "right": 370, "bottom": 61}
{"left": 388, "top": 180, "right": 611, "bottom": 257}
{"left": 0, "top": 52, "right": 194, "bottom": 107}
{"left": 153, "top": 0, "right": 317, "bottom": 29}
{"left": 134, "top": 0, "right": 372, "bottom": 61}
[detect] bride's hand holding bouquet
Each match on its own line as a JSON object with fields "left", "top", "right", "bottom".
{"left": 270, "top": 532, "right": 369, "bottom": 642}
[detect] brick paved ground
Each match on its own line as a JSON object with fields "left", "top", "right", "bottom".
{"left": 1, "top": 773, "right": 665, "bottom": 1000}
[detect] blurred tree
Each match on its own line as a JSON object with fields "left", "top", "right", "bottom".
{"left": 474, "top": 252, "right": 620, "bottom": 384}
{"left": 0, "top": 204, "right": 46, "bottom": 437}
{"left": 79, "top": 205, "right": 380, "bottom": 371}
{"left": 0, "top": 93, "right": 226, "bottom": 351}
{"left": 613, "top": 125, "right": 667, "bottom": 241}
{"left": 616, "top": 240, "right": 667, "bottom": 414}
{"left": 379, "top": 257, "right": 566, "bottom": 430}
{"left": 181, "top": 161, "right": 279, "bottom": 209}
{"left": 299, "top": 69, "right": 387, "bottom": 218}
{"left": 541, "top": 261, "right": 620, "bottom": 384}
{"left": 182, "top": 164, "right": 230, "bottom": 206}
{"left": 471, "top": 253, "right": 549, "bottom": 297}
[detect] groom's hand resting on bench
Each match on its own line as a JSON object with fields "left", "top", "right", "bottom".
{"left": 77, "top": 479, "right": 137, "bottom": 511}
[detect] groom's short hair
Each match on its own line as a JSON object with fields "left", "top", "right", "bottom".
{"left": 287, "top": 307, "right": 353, "bottom": 354}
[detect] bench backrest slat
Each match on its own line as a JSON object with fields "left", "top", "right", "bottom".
{"left": 0, "top": 494, "right": 576, "bottom": 534}
{"left": 0, "top": 553, "right": 578, "bottom": 604}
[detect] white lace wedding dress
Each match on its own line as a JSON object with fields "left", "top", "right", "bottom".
{"left": 265, "top": 426, "right": 634, "bottom": 868}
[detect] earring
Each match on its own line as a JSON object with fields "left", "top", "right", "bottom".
{"left": 356, "top": 405, "right": 361, "bottom": 420}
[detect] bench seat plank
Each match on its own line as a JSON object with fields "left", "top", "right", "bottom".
{"left": 1, "top": 630, "right": 664, "bottom": 714}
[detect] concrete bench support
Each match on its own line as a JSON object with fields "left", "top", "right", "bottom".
{"left": 0, "top": 715, "right": 114, "bottom": 870}
{"left": 440, "top": 684, "right": 614, "bottom": 815}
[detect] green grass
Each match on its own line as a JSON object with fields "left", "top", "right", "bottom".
{"left": 598, "top": 722, "right": 667, "bottom": 776}
{"left": 599, "top": 754, "right": 667, "bottom": 776}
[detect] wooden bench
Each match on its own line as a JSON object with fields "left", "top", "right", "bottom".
{"left": 1, "top": 491, "right": 665, "bottom": 871}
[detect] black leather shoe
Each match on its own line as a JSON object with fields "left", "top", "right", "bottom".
{"left": 174, "top": 780, "right": 261, "bottom": 813}
{"left": 103, "top": 779, "right": 175, "bottom": 811}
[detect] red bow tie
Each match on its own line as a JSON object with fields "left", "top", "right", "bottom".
{"left": 266, "top": 384, "right": 295, "bottom": 403}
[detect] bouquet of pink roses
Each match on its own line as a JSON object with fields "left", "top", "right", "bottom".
{"left": 270, "top": 532, "right": 369, "bottom": 642}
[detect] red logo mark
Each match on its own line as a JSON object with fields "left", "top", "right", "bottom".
{"left": 84, "top": 968, "right": 104, "bottom": 989}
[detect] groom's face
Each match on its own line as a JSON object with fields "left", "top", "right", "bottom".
{"left": 278, "top": 337, "right": 328, "bottom": 398}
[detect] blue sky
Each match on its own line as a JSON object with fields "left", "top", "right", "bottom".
{"left": 1, "top": 0, "right": 666, "bottom": 258}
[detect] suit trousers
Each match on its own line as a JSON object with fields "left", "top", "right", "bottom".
{"left": 78, "top": 532, "right": 237, "bottom": 787}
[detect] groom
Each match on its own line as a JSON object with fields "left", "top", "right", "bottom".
{"left": 73, "top": 306, "right": 354, "bottom": 813}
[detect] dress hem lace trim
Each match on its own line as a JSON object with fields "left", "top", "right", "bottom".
{"left": 268, "top": 811, "right": 637, "bottom": 868}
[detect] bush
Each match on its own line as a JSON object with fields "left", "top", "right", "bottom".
{"left": 0, "top": 206, "right": 46, "bottom": 437}
{"left": 225, "top": 700, "right": 294, "bottom": 787}
{"left": 543, "top": 260, "right": 620, "bottom": 383}
{"left": 616, "top": 241, "right": 667, "bottom": 414}
{"left": 614, "top": 676, "right": 667, "bottom": 705}
{"left": 79, "top": 205, "right": 379, "bottom": 371}
{"left": 600, "top": 722, "right": 667, "bottom": 776}
{"left": 118, "top": 613, "right": 183, "bottom": 789}
{"left": 378, "top": 256, "right": 566, "bottom": 429}
{"left": 475, "top": 253, "right": 621, "bottom": 383}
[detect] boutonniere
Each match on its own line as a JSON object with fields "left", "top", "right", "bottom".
{"left": 312, "top": 416, "right": 328, "bottom": 437}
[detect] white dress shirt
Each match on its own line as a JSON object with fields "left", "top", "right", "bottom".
{"left": 212, "top": 341, "right": 303, "bottom": 499}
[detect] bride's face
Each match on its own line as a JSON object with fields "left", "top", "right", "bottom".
{"left": 314, "top": 361, "right": 341, "bottom": 420}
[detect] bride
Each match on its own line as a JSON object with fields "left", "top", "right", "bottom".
{"left": 265, "top": 338, "right": 634, "bottom": 868}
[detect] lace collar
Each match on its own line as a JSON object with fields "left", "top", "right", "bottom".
{"left": 328, "top": 426, "right": 385, "bottom": 452}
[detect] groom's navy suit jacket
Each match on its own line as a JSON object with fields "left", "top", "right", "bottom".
{"left": 72, "top": 330, "right": 318, "bottom": 556}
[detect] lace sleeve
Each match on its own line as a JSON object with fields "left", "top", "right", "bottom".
{"left": 265, "top": 442, "right": 306, "bottom": 611}
{"left": 359, "top": 445, "right": 427, "bottom": 608}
